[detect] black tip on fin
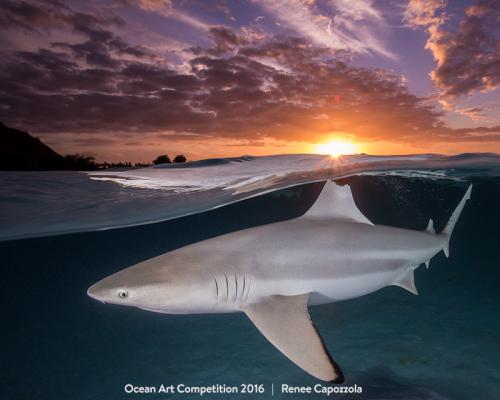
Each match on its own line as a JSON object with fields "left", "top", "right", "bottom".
{"left": 313, "top": 321, "right": 345, "bottom": 384}
{"left": 329, "top": 368, "right": 345, "bottom": 384}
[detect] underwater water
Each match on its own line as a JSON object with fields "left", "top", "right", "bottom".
{"left": 1, "top": 154, "right": 500, "bottom": 399}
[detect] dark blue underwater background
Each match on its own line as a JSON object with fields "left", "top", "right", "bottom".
{"left": 1, "top": 175, "right": 499, "bottom": 399}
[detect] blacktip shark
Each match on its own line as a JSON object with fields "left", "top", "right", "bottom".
{"left": 88, "top": 180, "right": 472, "bottom": 382}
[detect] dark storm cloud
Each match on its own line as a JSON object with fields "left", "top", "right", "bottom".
{"left": 0, "top": 0, "right": 499, "bottom": 145}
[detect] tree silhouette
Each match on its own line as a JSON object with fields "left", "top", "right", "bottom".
{"left": 64, "top": 154, "right": 98, "bottom": 170}
{"left": 153, "top": 154, "right": 171, "bottom": 164}
{"left": 173, "top": 154, "right": 187, "bottom": 163}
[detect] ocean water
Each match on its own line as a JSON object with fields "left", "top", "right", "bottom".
{"left": 1, "top": 154, "right": 499, "bottom": 399}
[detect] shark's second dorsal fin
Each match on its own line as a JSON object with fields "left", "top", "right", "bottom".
{"left": 303, "top": 180, "right": 373, "bottom": 225}
{"left": 426, "top": 219, "right": 435, "bottom": 233}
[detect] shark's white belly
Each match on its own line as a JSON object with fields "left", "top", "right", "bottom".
{"left": 248, "top": 269, "right": 406, "bottom": 306}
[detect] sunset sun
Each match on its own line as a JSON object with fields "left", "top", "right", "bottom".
{"left": 314, "top": 140, "right": 358, "bottom": 158}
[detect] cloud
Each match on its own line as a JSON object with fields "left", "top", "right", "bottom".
{"left": 136, "top": 0, "right": 172, "bottom": 13}
{"left": 405, "top": 0, "right": 500, "bottom": 98}
{"left": 404, "top": 0, "right": 445, "bottom": 27}
{"left": 194, "top": 26, "right": 242, "bottom": 55}
{"left": 330, "top": 0, "right": 382, "bottom": 22}
{"left": 168, "top": 9, "right": 212, "bottom": 30}
{"left": 121, "top": 0, "right": 212, "bottom": 31}
{"left": 254, "top": 0, "right": 395, "bottom": 59}
{"left": 1, "top": 0, "right": 156, "bottom": 70}
{"left": 0, "top": 0, "right": 70, "bottom": 32}
{"left": 0, "top": 0, "right": 125, "bottom": 34}
{"left": 0, "top": 0, "right": 499, "bottom": 154}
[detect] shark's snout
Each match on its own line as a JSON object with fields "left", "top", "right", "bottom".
{"left": 87, "top": 282, "right": 107, "bottom": 303}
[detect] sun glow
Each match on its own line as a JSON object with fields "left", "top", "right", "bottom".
{"left": 314, "top": 140, "right": 357, "bottom": 158}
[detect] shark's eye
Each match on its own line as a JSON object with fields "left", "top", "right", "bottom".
{"left": 118, "top": 290, "right": 128, "bottom": 299}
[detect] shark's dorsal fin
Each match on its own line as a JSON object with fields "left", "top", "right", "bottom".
{"left": 393, "top": 267, "right": 419, "bottom": 295}
{"left": 303, "top": 180, "right": 373, "bottom": 225}
{"left": 244, "top": 294, "right": 344, "bottom": 382}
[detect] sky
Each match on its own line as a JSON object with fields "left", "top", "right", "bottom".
{"left": 0, "top": 0, "right": 499, "bottom": 162}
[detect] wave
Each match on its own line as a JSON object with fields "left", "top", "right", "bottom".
{"left": 1, "top": 153, "right": 499, "bottom": 241}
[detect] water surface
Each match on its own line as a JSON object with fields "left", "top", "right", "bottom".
{"left": 1, "top": 155, "right": 499, "bottom": 399}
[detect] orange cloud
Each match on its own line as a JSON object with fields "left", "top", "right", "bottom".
{"left": 405, "top": 0, "right": 500, "bottom": 98}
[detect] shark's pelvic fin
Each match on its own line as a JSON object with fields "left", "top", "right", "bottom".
{"left": 243, "top": 294, "right": 344, "bottom": 383}
{"left": 393, "top": 268, "right": 419, "bottom": 295}
{"left": 441, "top": 184, "right": 473, "bottom": 258}
{"left": 426, "top": 218, "right": 435, "bottom": 233}
{"left": 443, "top": 244, "right": 450, "bottom": 258}
{"left": 303, "top": 180, "right": 373, "bottom": 225}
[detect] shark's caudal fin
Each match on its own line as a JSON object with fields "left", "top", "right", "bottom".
{"left": 441, "top": 184, "right": 473, "bottom": 258}
{"left": 303, "top": 180, "right": 373, "bottom": 225}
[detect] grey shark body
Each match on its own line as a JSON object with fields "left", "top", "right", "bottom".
{"left": 88, "top": 181, "right": 472, "bottom": 382}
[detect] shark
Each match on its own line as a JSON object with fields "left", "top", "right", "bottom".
{"left": 87, "top": 180, "right": 472, "bottom": 383}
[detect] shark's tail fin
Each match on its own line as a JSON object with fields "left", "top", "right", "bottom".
{"left": 441, "top": 184, "right": 472, "bottom": 258}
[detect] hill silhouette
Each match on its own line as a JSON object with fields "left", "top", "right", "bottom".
{"left": 0, "top": 122, "right": 67, "bottom": 171}
{"left": 0, "top": 122, "right": 188, "bottom": 170}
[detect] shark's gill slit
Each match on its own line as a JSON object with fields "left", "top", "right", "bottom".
{"left": 241, "top": 275, "right": 246, "bottom": 302}
{"left": 224, "top": 273, "right": 229, "bottom": 302}
{"left": 234, "top": 274, "right": 238, "bottom": 303}
{"left": 213, "top": 276, "right": 219, "bottom": 300}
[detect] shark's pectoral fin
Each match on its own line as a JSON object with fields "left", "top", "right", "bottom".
{"left": 393, "top": 267, "right": 419, "bottom": 295}
{"left": 243, "top": 294, "right": 344, "bottom": 383}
